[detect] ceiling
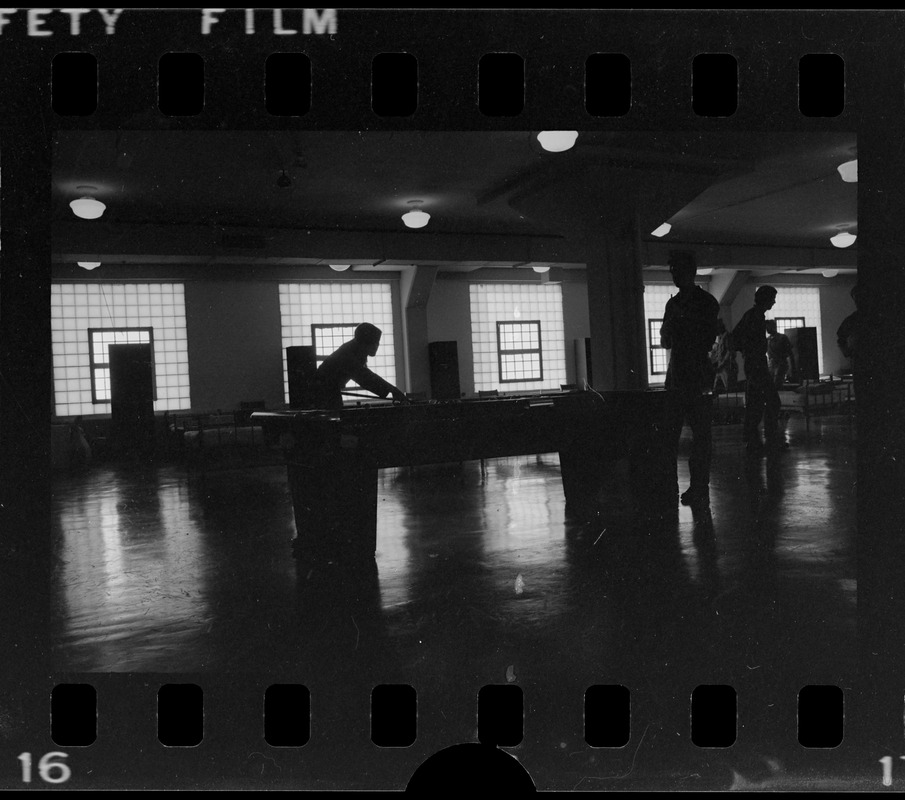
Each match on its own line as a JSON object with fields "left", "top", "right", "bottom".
{"left": 52, "top": 129, "right": 858, "bottom": 276}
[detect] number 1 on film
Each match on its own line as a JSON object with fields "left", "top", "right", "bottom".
{"left": 879, "top": 755, "right": 905, "bottom": 786}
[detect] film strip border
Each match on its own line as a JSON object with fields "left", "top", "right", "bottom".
{"left": 23, "top": 680, "right": 857, "bottom": 790}
{"left": 1, "top": 7, "right": 904, "bottom": 791}
{"left": 0, "top": 9, "right": 871, "bottom": 130}
{"left": 49, "top": 51, "right": 847, "bottom": 119}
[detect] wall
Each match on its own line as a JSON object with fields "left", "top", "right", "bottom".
{"left": 562, "top": 280, "right": 591, "bottom": 385}
{"left": 51, "top": 264, "right": 406, "bottom": 418}
{"left": 820, "top": 279, "right": 858, "bottom": 375}
{"left": 426, "top": 278, "right": 474, "bottom": 397}
{"left": 425, "top": 273, "right": 592, "bottom": 397}
{"left": 52, "top": 261, "right": 856, "bottom": 417}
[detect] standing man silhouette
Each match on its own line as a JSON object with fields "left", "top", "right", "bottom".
{"left": 766, "top": 320, "right": 794, "bottom": 388}
{"left": 660, "top": 252, "right": 720, "bottom": 507}
{"left": 732, "top": 286, "right": 784, "bottom": 453}
{"left": 836, "top": 283, "right": 862, "bottom": 372}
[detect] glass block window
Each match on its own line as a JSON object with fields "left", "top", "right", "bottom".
{"left": 497, "top": 321, "right": 543, "bottom": 383}
{"left": 51, "top": 283, "right": 190, "bottom": 417}
{"left": 643, "top": 284, "right": 677, "bottom": 383}
{"left": 775, "top": 317, "right": 805, "bottom": 335}
{"left": 767, "top": 286, "right": 824, "bottom": 373}
{"left": 311, "top": 322, "right": 362, "bottom": 392}
{"left": 279, "top": 282, "right": 397, "bottom": 404}
{"left": 88, "top": 328, "right": 155, "bottom": 402}
{"left": 312, "top": 323, "right": 358, "bottom": 365}
{"left": 469, "top": 283, "right": 565, "bottom": 393}
{"left": 648, "top": 318, "right": 668, "bottom": 376}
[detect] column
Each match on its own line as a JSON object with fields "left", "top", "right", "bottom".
{"left": 584, "top": 216, "right": 648, "bottom": 391}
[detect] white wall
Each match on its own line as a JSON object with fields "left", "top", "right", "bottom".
{"left": 562, "top": 280, "right": 591, "bottom": 385}
{"left": 821, "top": 279, "right": 858, "bottom": 375}
{"left": 426, "top": 279, "right": 476, "bottom": 397}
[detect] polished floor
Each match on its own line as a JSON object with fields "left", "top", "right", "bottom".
{"left": 50, "top": 414, "right": 860, "bottom": 789}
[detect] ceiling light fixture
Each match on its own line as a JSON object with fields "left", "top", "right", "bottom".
{"left": 830, "top": 231, "right": 857, "bottom": 249}
{"left": 402, "top": 200, "right": 430, "bottom": 229}
{"left": 69, "top": 186, "right": 106, "bottom": 220}
{"left": 329, "top": 264, "right": 351, "bottom": 272}
{"left": 532, "top": 266, "right": 551, "bottom": 273}
{"left": 536, "top": 131, "right": 578, "bottom": 153}
{"left": 698, "top": 268, "right": 714, "bottom": 276}
{"left": 836, "top": 159, "right": 857, "bottom": 183}
{"left": 822, "top": 269, "right": 839, "bottom": 278}
{"left": 651, "top": 222, "right": 672, "bottom": 238}
{"left": 77, "top": 261, "right": 101, "bottom": 270}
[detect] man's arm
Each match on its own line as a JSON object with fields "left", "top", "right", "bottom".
{"left": 352, "top": 364, "right": 407, "bottom": 401}
{"left": 660, "top": 300, "right": 675, "bottom": 349}
{"left": 837, "top": 316, "right": 855, "bottom": 358}
{"left": 730, "top": 311, "right": 752, "bottom": 353}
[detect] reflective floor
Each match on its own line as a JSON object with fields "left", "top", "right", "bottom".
{"left": 50, "top": 414, "right": 858, "bottom": 788}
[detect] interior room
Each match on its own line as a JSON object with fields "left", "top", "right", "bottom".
{"left": 49, "top": 130, "right": 858, "bottom": 787}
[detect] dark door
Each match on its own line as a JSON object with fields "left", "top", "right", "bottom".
{"left": 287, "top": 345, "right": 319, "bottom": 407}
{"left": 109, "top": 343, "right": 155, "bottom": 456}
{"left": 787, "top": 327, "right": 819, "bottom": 381}
{"left": 428, "top": 341, "right": 460, "bottom": 400}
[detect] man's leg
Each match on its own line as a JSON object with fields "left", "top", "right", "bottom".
{"left": 744, "top": 376, "right": 764, "bottom": 445}
{"left": 764, "top": 383, "right": 784, "bottom": 448}
{"left": 686, "top": 393, "right": 714, "bottom": 502}
{"left": 663, "top": 389, "right": 689, "bottom": 502}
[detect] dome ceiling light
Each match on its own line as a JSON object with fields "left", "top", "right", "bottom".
{"left": 69, "top": 186, "right": 106, "bottom": 220}
{"left": 532, "top": 266, "right": 551, "bottom": 273}
{"left": 822, "top": 269, "right": 839, "bottom": 278}
{"left": 536, "top": 131, "right": 578, "bottom": 153}
{"left": 651, "top": 222, "right": 672, "bottom": 238}
{"left": 77, "top": 261, "right": 101, "bottom": 270}
{"left": 836, "top": 159, "right": 857, "bottom": 183}
{"left": 402, "top": 200, "right": 430, "bottom": 229}
{"left": 329, "top": 264, "right": 351, "bottom": 272}
{"left": 830, "top": 228, "right": 857, "bottom": 248}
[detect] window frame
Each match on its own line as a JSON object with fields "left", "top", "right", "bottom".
{"left": 87, "top": 326, "right": 156, "bottom": 404}
{"left": 311, "top": 322, "right": 358, "bottom": 367}
{"left": 648, "top": 317, "right": 669, "bottom": 376}
{"left": 774, "top": 316, "right": 806, "bottom": 335}
{"left": 496, "top": 320, "right": 544, "bottom": 384}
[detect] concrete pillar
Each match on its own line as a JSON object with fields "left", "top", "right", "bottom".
{"left": 400, "top": 265, "right": 438, "bottom": 397}
{"left": 584, "top": 218, "right": 648, "bottom": 391}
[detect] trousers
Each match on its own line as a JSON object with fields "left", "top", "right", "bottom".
{"left": 744, "top": 363, "right": 780, "bottom": 444}
{"left": 664, "top": 389, "right": 714, "bottom": 495}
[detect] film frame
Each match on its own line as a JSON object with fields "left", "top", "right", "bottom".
{"left": 1, "top": 7, "right": 903, "bottom": 791}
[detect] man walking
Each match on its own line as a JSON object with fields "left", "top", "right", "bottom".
{"left": 732, "top": 286, "right": 785, "bottom": 453}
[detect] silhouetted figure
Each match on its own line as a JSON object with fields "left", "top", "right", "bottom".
{"left": 836, "top": 284, "right": 861, "bottom": 372}
{"left": 766, "top": 320, "right": 794, "bottom": 388}
{"left": 710, "top": 319, "right": 737, "bottom": 394}
{"left": 68, "top": 416, "right": 92, "bottom": 470}
{"left": 660, "top": 252, "right": 720, "bottom": 507}
{"left": 732, "top": 286, "right": 785, "bottom": 453}
{"left": 315, "top": 323, "right": 408, "bottom": 410}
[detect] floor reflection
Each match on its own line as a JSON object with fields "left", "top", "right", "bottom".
{"left": 51, "top": 418, "right": 857, "bottom": 731}
{"left": 49, "top": 416, "right": 861, "bottom": 785}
